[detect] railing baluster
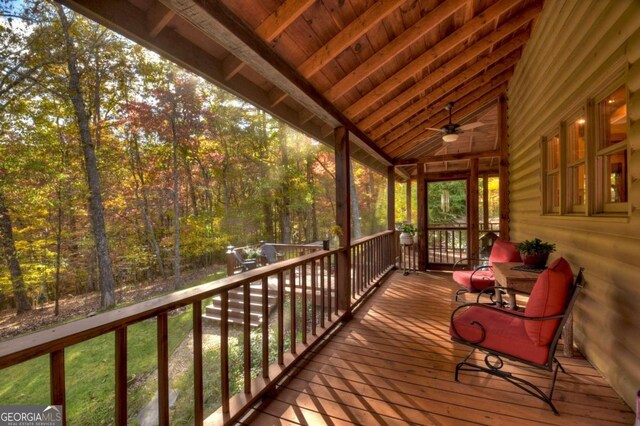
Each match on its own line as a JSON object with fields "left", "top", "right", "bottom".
{"left": 243, "top": 281, "right": 251, "bottom": 393}
{"left": 261, "top": 277, "right": 269, "bottom": 378}
{"left": 302, "top": 262, "right": 307, "bottom": 344}
{"left": 327, "top": 255, "right": 332, "bottom": 321}
{"left": 193, "top": 302, "right": 203, "bottom": 425}
{"left": 290, "top": 267, "right": 296, "bottom": 355}
{"left": 277, "top": 271, "right": 284, "bottom": 365}
{"left": 311, "top": 259, "right": 317, "bottom": 336}
{"left": 221, "top": 292, "right": 230, "bottom": 413}
{"left": 320, "top": 256, "right": 325, "bottom": 328}
{"left": 50, "top": 349, "right": 65, "bottom": 425}
{"left": 115, "top": 327, "right": 127, "bottom": 426}
{"left": 157, "top": 312, "right": 169, "bottom": 423}
{"left": 334, "top": 252, "right": 339, "bottom": 315}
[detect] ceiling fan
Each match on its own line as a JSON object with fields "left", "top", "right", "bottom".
{"left": 426, "top": 102, "right": 486, "bottom": 142}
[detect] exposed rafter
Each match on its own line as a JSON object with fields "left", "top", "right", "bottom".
{"left": 323, "top": 0, "right": 467, "bottom": 101}
{"left": 370, "top": 45, "right": 524, "bottom": 141}
{"left": 256, "top": 0, "right": 316, "bottom": 42}
{"left": 355, "top": 6, "right": 540, "bottom": 130}
{"left": 343, "top": 0, "right": 532, "bottom": 121}
{"left": 297, "top": 0, "right": 403, "bottom": 78}
{"left": 147, "top": 3, "right": 176, "bottom": 37}
{"left": 395, "top": 149, "right": 500, "bottom": 165}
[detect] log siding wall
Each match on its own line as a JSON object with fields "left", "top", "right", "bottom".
{"left": 507, "top": 0, "right": 640, "bottom": 409}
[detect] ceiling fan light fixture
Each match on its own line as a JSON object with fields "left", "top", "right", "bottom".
{"left": 442, "top": 133, "right": 458, "bottom": 143}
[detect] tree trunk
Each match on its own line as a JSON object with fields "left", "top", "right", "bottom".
{"left": 279, "top": 128, "right": 291, "bottom": 243}
{"left": 306, "top": 156, "right": 318, "bottom": 242}
{"left": 170, "top": 98, "right": 181, "bottom": 288}
{"left": 55, "top": 4, "right": 116, "bottom": 309}
{"left": 0, "top": 191, "right": 31, "bottom": 313}
{"left": 350, "top": 160, "right": 362, "bottom": 240}
{"left": 128, "top": 131, "right": 166, "bottom": 279}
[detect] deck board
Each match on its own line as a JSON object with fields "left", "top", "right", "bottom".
{"left": 247, "top": 271, "right": 634, "bottom": 425}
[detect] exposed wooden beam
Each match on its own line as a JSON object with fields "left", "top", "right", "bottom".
{"left": 370, "top": 44, "right": 523, "bottom": 141}
{"left": 417, "top": 163, "right": 426, "bottom": 270}
{"left": 297, "top": 0, "right": 403, "bottom": 78}
{"left": 323, "top": 0, "right": 467, "bottom": 101}
{"left": 268, "top": 86, "right": 288, "bottom": 107}
{"left": 147, "top": 2, "right": 175, "bottom": 37}
{"left": 298, "top": 109, "right": 314, "bottom": 125}
{"left": 222, "top": 54, "right": 244, "bottom": 80}
{"left": 256, "top": 0, "right": 316, "bottom": 42}
{"left": 221, "top": 0, "right": 315, "bottom": 82}
{"left": 385, "top": 81, "right": 509, "bottom": 156}
{"left": 354, "top": 5, "right": 540, "bottom": 129}
{"left": 343, "top": 0, "right": 532, "bottom": 121}
{"left": 334, "top": 127, "right": 351, "bottom": 313}
{"left": 164, "top": 0, "right": 393, "bottom": 165}
{"left": 395, "top": 149, "right": 500, "bottom": 165}
{"left": 389, "top": 85, "right": 506, "bottom": 158}
{"left": 469, "top": 158, "right": 480, "bottom": 258}
{"left": 387, "top": 166, "right": 395, "bottom": 232}
{"left": 498, "top": 94, "right": 510, "bottom": 240}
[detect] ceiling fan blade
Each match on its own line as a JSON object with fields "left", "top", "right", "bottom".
{"left": 425, "top": 127, "right": 444, "bottom": 132}
{"left": 460, "top": 130, "right": 488, "bottom": 136}
{"left": 458, "top": 122, "right": 485, "bottom": 131}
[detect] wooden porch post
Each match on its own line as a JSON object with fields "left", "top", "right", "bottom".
{"left": 334, "top": 127, "right": 351, "bottom": 313}
{"left": 417, "top": 163, "right": 426, "bottom": 270}
{"left": 406, "top": 179, "right": 412, "bottom": 223}
{"left": 498, "top": 94, "right": 510, "bottom": 240}
{"left": 469, "top": 159, "right": 480, "bottom": 259}
{"left": 387, "top": 166, "right": 396, "bottom": 265}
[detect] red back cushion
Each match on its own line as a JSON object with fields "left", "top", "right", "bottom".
{"left": 488, "top": 239, "right": 522, "bottom": 265}
{"left": 524, "top": 258, "right": 574, "bottom": 346}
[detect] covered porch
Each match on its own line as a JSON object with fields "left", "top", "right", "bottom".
{"left": 251, "top": 270, "right": 633, "bottom": 425}
{"left": 0, "top": 0, "right": 639, "bottom": 424}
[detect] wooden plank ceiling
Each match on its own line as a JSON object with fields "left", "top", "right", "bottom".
{"left": 61, "top": 0, "right": 542, "bottom": 177}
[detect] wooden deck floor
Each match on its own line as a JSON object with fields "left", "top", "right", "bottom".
{"left": 247, "top": 271, "right": 634, "bottom": 425}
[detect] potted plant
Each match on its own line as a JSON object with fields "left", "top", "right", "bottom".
{"left": 517, "top": 238, "right": 556, "bottom": 267}
{"left": 398, "top": 223, "right": 417, "bottom": 245}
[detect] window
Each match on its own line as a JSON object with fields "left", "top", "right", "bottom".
{"left": 567, "top": 116, "right": 586, "bottom": 212}
{"left": 596, "top": 85, "right": 628, "bottom": 211}
{"left": 541, "top": 82, "right": 629, "bottom": 217}
{"left": 545, "top": 134, "right": 561, "bottom": 213}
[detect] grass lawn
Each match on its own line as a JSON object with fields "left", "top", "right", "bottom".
{"left": 0, "top": 268, "right": 226, "bottom": 425}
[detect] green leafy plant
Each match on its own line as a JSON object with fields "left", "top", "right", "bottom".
{"left": 517, "top": 238, "right": 556, "bottom": 255}
{"left": 398, "top": 223, "right": 417, "bottom": 236}
{"left": 244, "top": 248, "right": 260, "bottom": 260}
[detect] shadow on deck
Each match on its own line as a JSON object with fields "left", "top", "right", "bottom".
{"left": 247, "top": 270, "right": 634, "bottom": 425}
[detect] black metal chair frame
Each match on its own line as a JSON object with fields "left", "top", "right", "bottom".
{"left": 233, "top": 249, "right": 257, "bottom": 272}
{"left": 450, "top": 267, "right": 584, "bottom": 415}
{"left": 452, "top": 257, "right": 492, "bottom": 302}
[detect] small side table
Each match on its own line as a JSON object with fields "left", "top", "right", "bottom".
{"left": 400, "top": 243, "right": 415, "bottom": 275}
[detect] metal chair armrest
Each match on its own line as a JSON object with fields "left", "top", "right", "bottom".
{"left": 453, "top": 257, "right": 487, "bottom": 271}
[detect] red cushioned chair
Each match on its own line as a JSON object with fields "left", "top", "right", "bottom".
{"left": 452, "top": 239, "right": 521, "bottom": 302}
{"left": 449, "top": 258, "right": 584, "bottom": 414}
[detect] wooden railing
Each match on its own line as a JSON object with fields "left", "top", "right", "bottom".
{"left": 427, "top": 227, "right": 468, "bottom": 265}
{"left": 226, "top": 242, "right": 324, "bottom": 275}
{"left": 0, "top": 231, "right": 395, "bottom": 425}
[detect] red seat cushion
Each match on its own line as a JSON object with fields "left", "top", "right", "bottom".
{"left": 450, "top": 306, "right": 550, "bottom": 365}
{"left": 488, "top": 239, "right": 522, "bottom": 265}
{"left": 452, "top": 269, "right": 495, "bottom": 292}
{"left": 524, "top": 257, "right": 573, "bottom": 346}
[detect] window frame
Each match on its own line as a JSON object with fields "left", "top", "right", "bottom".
{"left": 593, "top": 82, "right": 629, "bottom": 214}
{"left": 540, "top": 73, "right": 629, "bottom": 218}
{"left": 565, "top": 110, "right": 587, "bottom": 214}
